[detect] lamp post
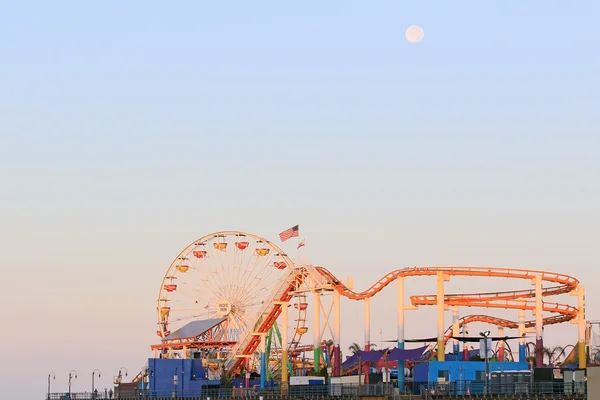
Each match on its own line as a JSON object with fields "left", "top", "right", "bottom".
{"left": 357, "top": 351, "right": 362, "bottom": 396}
{"left": 47, "top": 371, "right": 56, "bottom": 400}
{"left": 480, "top": 331, "right": 491, "bottom": 394}
{"left": 148, "top": 369, "right": 155, "bottom": 399}
{"left": 68, "top": 370, "right": 78, "bottom": 399}
{"left": 173, "top": 364, "right": 185, "bottom": 399}
{"left": 174, "top": 366, "right": 179, "bottom": 399}
{"left": 117, "top": 367, "right": 128, "bottom": 399}
{"left": 92, "top": 369, "right": 101, "bottom": 399}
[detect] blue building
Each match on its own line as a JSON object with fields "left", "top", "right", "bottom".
{"left": 413, "top": 361, "right": 530, "bottom": 395}
{"left": 414, "top": 360, "right": 530, "bottom": 383}
{"left": 147, "top": 358, "right": 273, "bottom": 397}
{"left": 413, "top": 361, "right": 529, "bottom": 383}
{"left": 148, "top": 358, "right": 210, "bottom": 397}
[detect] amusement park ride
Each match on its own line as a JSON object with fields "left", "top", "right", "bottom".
{"left": 144, "top": 230, "right": 589, "bottom": 389}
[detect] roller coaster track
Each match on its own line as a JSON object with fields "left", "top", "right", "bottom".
{"left": 315, "top": 266, "right": 580, "bottom": 335}
{"left": 226, "top": 267, "right": 309, "bottom": 374}
{"left": 442, "top": 314, "right": 569, "bottom": 342}
{"left": 225, "top": 265, "right": 579, "bottom": 376}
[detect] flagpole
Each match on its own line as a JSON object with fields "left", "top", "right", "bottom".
{"left": 296, "top": 231, "right": 300, "bottom": 264}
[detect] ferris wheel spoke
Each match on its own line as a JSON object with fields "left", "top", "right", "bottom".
{"left": 169, "top": 307, "right": 211, "bottom": 312}
{"left": 168, "top": 301, "right": 210, "bottom": 312}
{"left": 211, "top": 243, "right": 230, "bottom": 292}
{"left": 233, "top": 234, "right": 252, "bottom": 281}
{"left": 242, "top": 273, "right": 283, "bottom": 303}
{"left": 251, "top": 251, "right": 284, "bottom": 286}
{"left": 215, "top": 238, "right": 237, "bottom": 293}
{"left": 165, "top": 286, "right": 198, "bottom": 302}
{"left": 194, "top": 247, "right": 222, "bottom": 292}
{"left": 187, "top": 271, "right": 226, "bottom": 301}
{"left": 176, "top": 281, "right": 208, "bottom": 299}
{"left": 177, "top": 273, "right": 205, "bottom": 291}
{"left": 192, "top": 244, "right": 223, "bottom": 292}
{"left": 225, "top": 243, "right": 250, "bottom": 301}
{"left": 246, "top": 270, "right": 282, "bottom": 299}
{"left": 205, "top": 242, "right": 231, "bottom": 297}
{"left": 169, "top": 313, "right": 205, "bottom": 323}
{"left": 189, "top": 259, "right": 228, "bottom": 301}
{"left": 196, "top": 255, "right": 229, "bottom": 299}
{"left": 237, "top": 315, "right": 251, "bottom": 334}
{"left": 181, "top": 261, "right": 212, "bottom": 291}
{"left": 237, "top": 289, "right": 266, "bottom": 307}
{"left": 235, "top": 241, "right": 250, "bottom": 282}
{"left": 253, "top": 275, "right": 286, "bottom": 298}
{"left": 230, "top": 310, "right": 250, "bottom": 334}
{"left": 222, "top": 240, "right": 237, "bottom": 292}
{"left": 171, "top": 286, "right": 218, "bottom": 314}
{"left": 229, "top": 241, "right": 254, "bottom": 296}
{"left": 231, "top": 245, "right": 264, "bottom": 298}
{"left": 231, "top": 250, "right": 275, "bottom": 301}
{"left": 208, "top": 269, "right": 231, "bottom": 299}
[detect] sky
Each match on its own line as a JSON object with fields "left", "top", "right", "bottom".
{"left": 1, "top": 1, "right": 599, "bottom": 398}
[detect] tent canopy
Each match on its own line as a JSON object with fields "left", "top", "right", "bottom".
{"left": 340, "top": 345, "right": 428, "bottom": 370}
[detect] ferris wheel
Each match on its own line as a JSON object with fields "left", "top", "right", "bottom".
{"left": 156, "top": 231, "right": 308, "bottom": 373}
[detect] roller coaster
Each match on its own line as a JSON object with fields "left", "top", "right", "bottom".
{"left": 149, "top": 231, "right": 587, "bottom": 387}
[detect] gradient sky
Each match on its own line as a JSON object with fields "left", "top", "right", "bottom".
{"left": 1, "top": 1, "right": 599, "bottom": 398}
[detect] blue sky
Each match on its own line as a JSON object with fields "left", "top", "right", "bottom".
{"left": 1, "top": 1, "right": 599, "bottom": 398}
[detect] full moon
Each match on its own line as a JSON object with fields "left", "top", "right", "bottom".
{"left": 405, "top": 25, "right": 424, "bottom": 44}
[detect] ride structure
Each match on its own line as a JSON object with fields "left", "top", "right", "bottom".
{"left": 148, "top": 230, "right": 587, "bottom": 392}
{"left": 151, "top": 232, "right": 309, "bottom": 383}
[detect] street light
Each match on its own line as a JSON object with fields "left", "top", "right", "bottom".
{"left": 174, "top": 366, "right": 179, "bottom": 399}
{"left": 47, "top": 371, "right": 55, "bottom": 400}
{"left": 68, "top": 370, "right": 78, "bottom": 399}
{"left": 480, "top": 331, "right": 491, "bottom": 393}
{"left": 92, "top": 369, "right": 101, "bottom": 398}
{"left": 116, "top": 367, "right": 128, "bottom": 399}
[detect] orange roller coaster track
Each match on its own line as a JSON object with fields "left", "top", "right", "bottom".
{"left": 315, "top": 265, "right": 580, "bottom": 333}
{"left": 442, "top": 314, "right": 568, "bottom": 342}
{"left": 226, "top": 265, "right": 580, "bottom": 375}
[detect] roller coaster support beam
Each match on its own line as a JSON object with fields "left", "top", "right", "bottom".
{"left": 313, "top": 291, "right": 322, "bottom": 374}
{"left": 397, "top": 276, "right": 405, "bottom": 391}
{"left": 245, "top": 357, "right": 250, "bottom": 389}
{"left": 395, "top": 277, "right": 418, "bottom": 391}
{"left": 518, "top": 308, "right": 526, "bottom": 363}
{"left": 569, "top": 285, "right": 586, "bottom": 369}
{"left": 498, "top": 327, "right": 505, "bottom": 361}
{"left": 452, "top": 306, "right": 460, "bottom": 355}
{"left": 364, "top": 297, "right": 370, "bottom": 383}
{"left": 333, "top": 289, "right": 341, "bottom": 377}
{"left": 273, "top": 301, "right": 289, "bottom": 393}
{"left": 253, "top": 333, "right": 267, "bottom": 390}
{"left": 437, "top": 271, "right": 450, "bottom": 361}
{"left": 235, "top": 355, "right": 252, "bottom": 389}
{"left": 533, "top": 275, "right": 544, "bottom": 367}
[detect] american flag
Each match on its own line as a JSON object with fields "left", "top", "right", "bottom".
{"left": 279, "top": 225, "right": 299, "bottom": 242}
{"left": 297, "top": 239, "right": 305, "bottom": 249}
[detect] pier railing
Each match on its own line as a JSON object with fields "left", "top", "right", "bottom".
{"left": 47, "top": 383, "right": 408, "bottom": 400}
{"left": 46, "top": 380, "right": 587, "bottom": 399}
{"left": 419, "top": 380, "right": 587, "bottom": 398}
